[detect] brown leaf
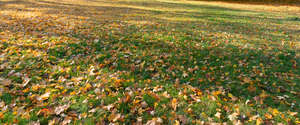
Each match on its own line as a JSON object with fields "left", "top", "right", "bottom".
{"left": 215, "top": 112, "right": 221, "bottom": 119}
{"left": 0, "top": 78, "right": 12, "bottom": 86}
{"left": 37, "top": 92, "right": 51, "bottom": 101}
{"left": 108, "top": 113, "right": 121, "bottom": 122}
{"left": 243, "top": 77, "right": 251, "bottom": 83}
{"left": 54, "top": 104, "right": 69, "bottom": 115}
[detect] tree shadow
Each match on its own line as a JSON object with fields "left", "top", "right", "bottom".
{"left": 1, "top": 0, "right": 299, "bottom": 45}
{"left": 193, "top": 0, "right": 300, "bottom": 6}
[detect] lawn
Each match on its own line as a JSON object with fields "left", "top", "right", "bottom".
{"left": 0, "top": 0, "right": 299, "bottom": 124}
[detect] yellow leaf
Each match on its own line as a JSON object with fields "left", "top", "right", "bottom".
{"left": 256, "top": 118, "right": 262, "bottom": 125}
{"left": 212, "top": 91, "right": 222, "bottom": 96}
{"left": 23, "top": 88, "right": 30, "bottom": 93}
{"left": 70, "top": 91, "right": 76, "bottom": 96}
{"left": 264, "top": 113, "right": 272, "bottom": 119}
{"left": 272, "top": 109, "right": 279, "bottom": 116}
{"left": 288, "top": 111, "right": 297, "bottom": 116}
{"left": 171, "top": 98, "right": 177, "bottom": 111}
{"left": 84, "top": 83, "right": 92, "bottom": 91}
{"left": 32, "top": 85, "right": 40, "bottom": 91}
{"left": 0, "top": 112, "right": 4, "bottom": 119}
{"left": 174, "top": 120, "right": 180, "bottom": 125}
{"left": 259, "top": 63, "right": 264, "bottom": 67}
{"left": 259, "top": 90, "right": 268, "bottom": 98}
{"left": 233, "top": 64, "right": 237, "bottom": 68}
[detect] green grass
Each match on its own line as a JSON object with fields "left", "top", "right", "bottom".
{"left": 0, "top": 0, "right": 299, "bottom": 124}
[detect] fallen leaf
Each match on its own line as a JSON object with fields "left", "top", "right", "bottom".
{"left": 108, "top": 113, "right": 121, "bottom": 122}
{"left": 264, "top": 113, "right": 272, "bottom": 119}
{"left": 37, "top": 92, "right": 51, "bottom": 101}
{"left": 228, "top": 112, "right": 238, "bottom": 121}
{"left": 0, "top": 78, "right": 11, "bottom": 86}
{"left": 171, "top": 98, "right": 177, "bottom": 111}
{"left": 215, "top": 112, "right": 221, "bottom": 118}
{"left": 23, "top": 76, "right": 31, "bottom": 87}
{"left": 256, "top": 118, "right": 263, "bottom": 125}
{"left": 54, "top": 104, "right": 69, "bottom": 115}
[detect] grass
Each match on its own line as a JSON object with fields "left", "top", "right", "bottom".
{"left": 0, "top": 0, "right": 299, "bottom": 124}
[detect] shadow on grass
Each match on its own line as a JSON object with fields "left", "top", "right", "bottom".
{"left": 192, "top": 0, "right": 300, "bottom": 6}
{"left": 1, "top": 0, "right": 299, "bottom": 44}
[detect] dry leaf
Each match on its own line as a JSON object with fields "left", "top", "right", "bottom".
{"left": 182, "top": 72, "right": 188, "bottom": 78}
{"left": 1, "top": 78, "right": 11, "bottom": 86}
{"left": 54, "top": 104, "right": 69, "bottom": 115}
{"left": 108, "top": 113, "right": 121, "bottom": 122}
{"left": 37, "top": 92, "right": 51, "bottom": 101}
{"left": 228, "top": 112, "right": 238, "bottom": 121}
{"left": 171, "top": 98, "right": 177, "bottom": 111}
{"left": 256, "top": 118, "right": 263, "bottom": 125}
{"left": 23, "top": 76, "right": 31, "bottom": 87}
{"left": 62, "top": 117, "right": 71, "bottom": 125}
{"left": 264, "top": 113, "right": 272, "bottom": 119}
{"left": 215, "top": 112, "right": 221, "bottom": 118}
